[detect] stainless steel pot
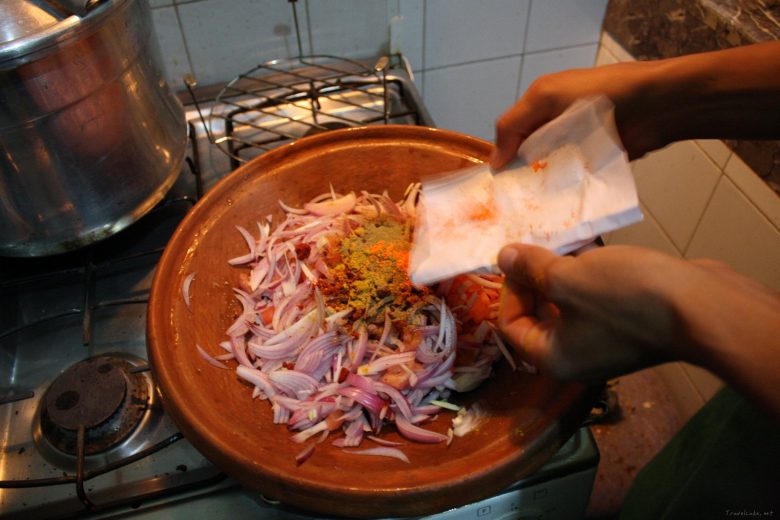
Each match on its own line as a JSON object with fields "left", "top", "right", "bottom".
{"left": 0, "top": 0, "right": 186, "bottom": 256}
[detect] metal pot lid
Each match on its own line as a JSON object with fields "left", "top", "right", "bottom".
{"left": 0, "top": 0, "right": 115, "bottom": 66}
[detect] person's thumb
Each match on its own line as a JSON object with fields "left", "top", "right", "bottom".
{"left": 497, "top": 243, "right": 559, "bottom": 292}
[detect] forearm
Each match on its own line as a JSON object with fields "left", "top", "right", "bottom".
{"left": 639, "top": 42, "right": 780, "bottom": 145}
{"left": 666, "top": 262, "right": 780, "bottom": 419}
{"left": 492, "top": 42, "right": 780, "bottom": 167}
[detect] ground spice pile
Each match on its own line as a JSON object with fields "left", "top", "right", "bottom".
{"left": 319, "top": 216, "right": 428, "bottom": 320}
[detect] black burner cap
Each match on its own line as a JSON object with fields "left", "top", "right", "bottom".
{"left": 45, "top": 357, "right": 128, "bottom": 430}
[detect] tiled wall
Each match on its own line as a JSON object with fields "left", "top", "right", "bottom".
{"left": 149, "top": 0, "right": 608, "bottom": 140}
{"left": 597, "top": 34, "right": 780, "bottom": 421}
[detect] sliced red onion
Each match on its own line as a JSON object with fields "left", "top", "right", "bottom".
{"left": 491, "top": 328, "right": 517, "bottom": 371}
{"left": 216, "top": 186, "right": 512, "bottom": 461}
{"left": 345, "top": 373, "right": 378, "bottom": 395}
{"left": 401, "top": 182, "right": 420, "bottom": 218}
{"left": 236, "top": 365, "right": 276, "bottom": 398}
{"left": 272, "top": 394, "right": 305, "bottom": 412}
{"left": 228, "top": 225, "right": 257, "bottom": 265}
{"left": 263, "top": 307, "right": 319, "bottom": 346}
{"left": 357, "top": 351, "right": 415, "bottom": 376}
{"left": 366, "top": 434, "right": 405, "bottom": 447}
{"left": 345, "top": 447, "right": 410, "bottom": 464}
{"left": 182, "top": 272, "right": 196, "bottom": 309}
{"left": 248, "top": 334, "right": 303, "bottom": 361}
{"left": 395, "top": 415, "right": 448, "bottom": 444}
{"left": 249, "top": 258, "right": 270, "bottom": 291}
{"left": 412, "top": 404, "right": 442, "bottom": 416}
{"left": 272, "top": 401, "right": 290, "bottom": 424}
{"left": 466, "top": 274, "right": 503, "bottom": 290}
{"left": 278, "top": 199, "right": 309, "bottom": 215}
{"left": 268, "top": 370, "right": 319, "bottom": 399}
{"left": 290, "top": 418, "right": 330, "bottom": 443}
{"left": 295, "top": 444, "right": 316, "bottom": 465}
{"left": 373, "top": 381, "right": 413, "bottom": 420}
{"left": 473, "top": 320, "right": 492, "bottom": 343}
{"left": 196, "top": 344, "right": 228, "bottom": 369}
{"left": 230, "top": 335, "right": 253, "bottom": 369}
{"left": 348, "top": 327, "right": 368, "bottom": 367}
{"left": 304, "top": 192, "right": 356, "bottom": 216}
{"left": 289, "top": 400, "right": 337, "bottom": 429}
{"left": 337, "top": 386, "right": 386, "bottom": 415}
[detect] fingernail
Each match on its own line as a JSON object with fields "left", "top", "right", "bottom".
{"left": 497, "top": 246, "right": 518, "bottom": 272}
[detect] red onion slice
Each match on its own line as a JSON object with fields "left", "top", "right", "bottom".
{"left": 344, "top": 447, "right": 410, "bottom": 464}
{"left": 295, "top": 444, "right": 316, "bottom": 466}
{"left": 182, "top": 272, "right": 196, "bottom": 309}
{"left": 304, "top": 192, "right": 356, "bottom": 216}
{"left": 196, "top": 344, "right": 228, "bottom": 369}
{"left": 395, "top": 415, "right": 448, "bottom": 444}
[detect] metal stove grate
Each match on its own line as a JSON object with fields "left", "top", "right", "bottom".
{"left": 185, "top": 0, "right": 423, "bottom": 171}
{"left": 0, "top": 124, "right": 228, "bottom": 515}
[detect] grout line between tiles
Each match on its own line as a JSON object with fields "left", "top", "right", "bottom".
{"left": 680, "top": 171, "right": 724, "bottom": 257}
{"left": 522, "top": 41, "right": 602, "bottom": 57}
{"left": 597, "top": 37, "right": 619, "bottom": 65}
{"left": 515, "top": 0, "right": 534, "bottom": 99}
{"left": 634, "top": 197, "right": 684, "bottom": 257}
{"left": 172, "top": 4, "right": 196, "bottom": 82}
{"left": 420, "top": 0, "right": 427, "bottom": 98}
{"left": 303, "top": 0, "right": 313, "bottom": 55}
{"left": 679, "top": 363, "right": 709, "bottom": 405}
{"left": 422, "top": 41, "right": 599, "bottom": 75}
{"left": 721, "top": 155, "right": 780, "bottom": 234}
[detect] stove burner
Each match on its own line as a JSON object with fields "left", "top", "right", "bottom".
{"left": 40, "top": 356, "right": 150, "bottom": 455}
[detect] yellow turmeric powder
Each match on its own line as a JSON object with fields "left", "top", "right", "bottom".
{"left": 319, "top": 217, "right": 427, "bottom": 319}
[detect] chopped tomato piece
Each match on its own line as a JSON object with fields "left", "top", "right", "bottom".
{"left": 260, "top": 306, "right": 275, "bottom": 325}
{"left": 467, "top": 291, "right": 492, "bottom": 324}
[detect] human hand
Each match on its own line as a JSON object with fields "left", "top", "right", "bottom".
{"left": 490, "top": 62, "right": 666, "bottom": 170}
{"left": 491, "top": 42, "right": 780, "bottom": 171}
{"left": 497, "top": 242, "right": 780, "bottom": 420}
{"left": 496, "top": 243, "right": 684, "bottom": 382}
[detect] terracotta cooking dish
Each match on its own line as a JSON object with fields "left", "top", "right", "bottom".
{"left": 147, "top": 125, "right": 599, "bottom": 518}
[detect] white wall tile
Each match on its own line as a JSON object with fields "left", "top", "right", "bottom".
{"left": 685, "top": 176, "right": 780, "bottom": 290}
{"left": 695, "top": 140, "right": 732, "bottom": 170}
{"left": 306, "top": 0, "right": 390, "bottom": 59}
{"left": 177, "top": 0, "right": 308, "bottom": 87}
{"left": 723, "top": 154, "right": 780, "bottom": 230}
{"left": 599, "top": 31, "right": 635, "bottom": 63}
{"left": 680, "top": 363, "right": 724, "bottom": 403}
{"left": 517, "top": 44, "right": 598, "bottom": 97}
{"left": 423, "top": 57, "right": 523, "bottom": 141}
{"left": 525, "top": 0, "right": 607, "bottom": 53}
{"left": 393, "top": 0, "right": 424, "bottom": 72}
{"left": 630, "top": 141, "right": 722, "bottom": 252}
{"left": 150, "top": 7, "right": 192, "bottom": 90}
{"left": 602, "top": 202, "right": 681, "bottom": 257}
{"left": 595, "top": 43, "right": 618, "bottom": 66}
{"left": 149, "top": 0, "right": 174, "bottom": 7}
{"left": 425, "top": 0, "right": 530, "bottom": 69}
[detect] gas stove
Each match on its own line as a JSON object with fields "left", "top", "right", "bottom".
{"left": 0, "top": 54, "right": 598, "bottom": 520}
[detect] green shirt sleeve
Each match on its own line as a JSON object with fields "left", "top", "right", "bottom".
{"left": 619, "top": 386, "right": 780, "bottom": 519}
